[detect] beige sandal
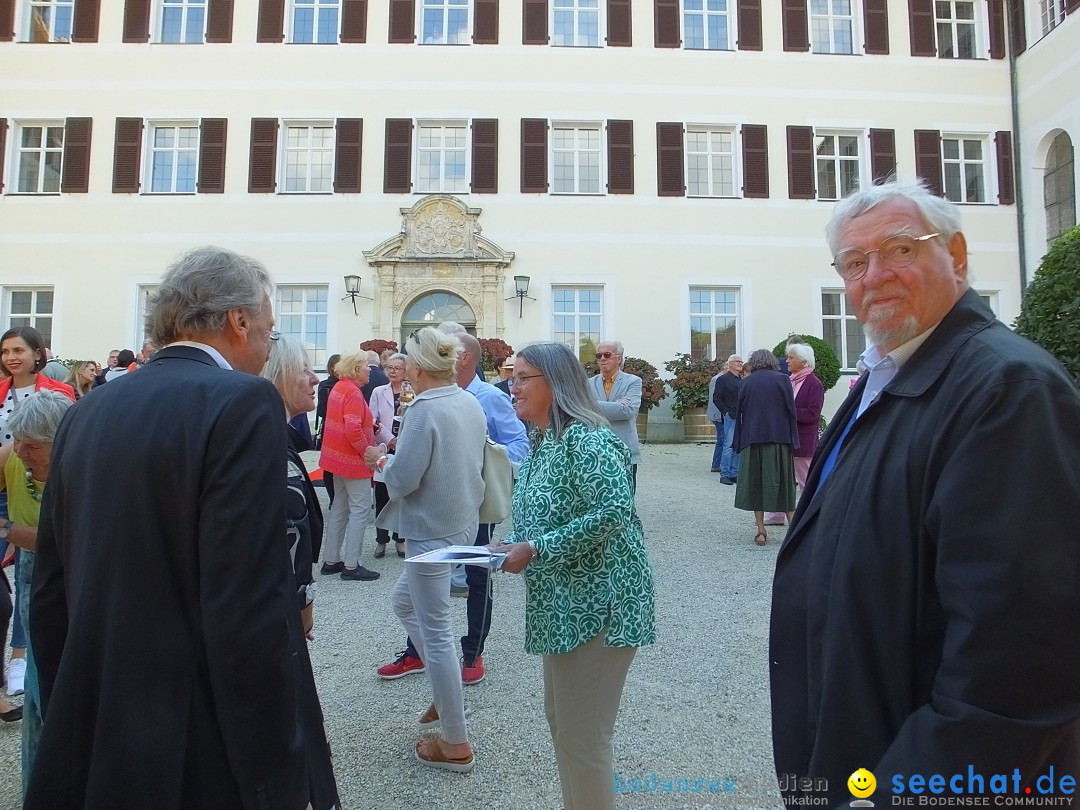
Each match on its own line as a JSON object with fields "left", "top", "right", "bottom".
{"left": 415, "top": 737, "right": 475, "bottom": 773}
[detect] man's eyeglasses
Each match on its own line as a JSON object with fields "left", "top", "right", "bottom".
{"left": 831, "top": 233, "right": 939, "bottom": 281}
{"left": 510, "top": 373, "right": 544, "bottom": 388}
{"left": 596, "top": 352, "right": 616, "bottom": 360}
{"left": 268, "top": 330, "right": 281, "bottom": 341}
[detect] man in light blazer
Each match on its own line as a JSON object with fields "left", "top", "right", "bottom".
{"left": 588, "top": 340, "right": 642, "bottom": 490}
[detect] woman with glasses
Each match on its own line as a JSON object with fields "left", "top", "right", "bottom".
{"left": 492, "top": 342, "right": 655, "bottom": 810}
{"left": 369, "top": 352, "right": 409, "bottom": 558}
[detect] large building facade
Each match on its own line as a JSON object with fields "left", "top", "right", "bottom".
{"left": 1, "top": 0, "right": 1077, "bottom": 432}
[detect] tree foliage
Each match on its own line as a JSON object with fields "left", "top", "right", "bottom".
{"left": 1014, "top": 224, "right": 1080, "bottom": 386}
{"left": 771, "top": 334, "right": 842, "bottom": 391}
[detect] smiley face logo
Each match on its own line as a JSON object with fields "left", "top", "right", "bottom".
{"left": 848, "top": 768, "right": 877, "bottom": 798}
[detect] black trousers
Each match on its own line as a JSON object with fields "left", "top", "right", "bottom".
{"left": 372, "top": 481, "right": 400, "bottom": 545}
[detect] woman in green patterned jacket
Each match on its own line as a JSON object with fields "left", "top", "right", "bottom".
{"left": 494, "top": 341, "right": 656, "bottom": 810}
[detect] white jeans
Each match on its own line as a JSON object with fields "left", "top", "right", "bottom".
{"left": 391, "top": 526, "right": 477, "bottom": 744}
{"left": 323, "top": 475, "right": 373, "bottom": 568}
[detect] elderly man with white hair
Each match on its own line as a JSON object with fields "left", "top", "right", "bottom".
{"left": 587, "top": 340, "right": 642, "bottom": 491}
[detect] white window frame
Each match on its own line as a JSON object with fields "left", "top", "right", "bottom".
{"left": 22, "top": 0, "right": 74, "bottom": 42}
{"left": 810, "top": 0, "right": 856, "bottom": 54}
{"left": 288, "top": 0, "right": 342, "bottom": 44}
{"left": 1038, "top": 0, "right": 1067, "bottom": 36}
{"left": 145, "top": 121, "right": 200, "bottom": 194}
{"left": 280, "top": 121, "right": 335, "bottom": 194}
{"left": 681, "top": 0, "right": 732, "bottom": 50}
{"left": 10, "top": 121, "right": 65, "bottom": 195}
{"left": 551, "top": 122, "right": 603, "bottom": 195}
{"left": 134, "top": 284, "right": 159, "bottom": 346}
{"left": 552, "top": 0, "right": 602, "bottom": 47}
{"left": 276, "top": 285, "right": 330, "bottom": 370}
{"left": 4, "top": 287, "right": 55, "bottom": 347}
{"left": 815, "top": 129, "right": 864, "bottom": 201}
{"left": 935, "top": 0, "right": 981, "bottom": 59}
{"left": 685, "top": 125, "right": 738, "bottom": 198}
{"left": 976, "top": 290, "right": 1000, "bottom": 318}
{"left": 820, "top": 287, "right": 865, "bottom": 372}
{"left": 414, "top": 120, "right": 469, "bottom": 194}
{"left": 688, "top": 287, "right": 740, "bottom": 361}
{"left": 420, "top": 0, "right": 471, "bottom": 44}
{"left": 551, "top": 286, "right": 604, "bottom": 362}
{"left": 156, "top": 0, "right": 207, "bottom": 43}
{"left": 941, "top": 133, "right": 991, "bottom": 204}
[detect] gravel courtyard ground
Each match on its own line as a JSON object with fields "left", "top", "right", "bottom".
{"left": 0, "top": 441, "right": 787, "bottom": 810}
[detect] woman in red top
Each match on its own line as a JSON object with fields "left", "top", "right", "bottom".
{"left": 317, "top": 351, "right": 380, "bottom": 582}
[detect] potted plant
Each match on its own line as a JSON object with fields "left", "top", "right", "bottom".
{"left": 478, "top": 338, "right": 515, "bottom": 378}
{"left": 360, "top": 339, "right": 398, "bottom": 355}
{"left": 583, "top": 356, "right": 666, "bottom": 442}
{"left": 770, "top": 334, "right": 842, "bottom": 391}
{"left": 1014, "top": 224, "right": 1080, "bottom": 386}
{"left": 664, "top": 353, "right": 725, "bottom": 441}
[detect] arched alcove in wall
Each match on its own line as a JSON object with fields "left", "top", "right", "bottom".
{"left": 1043, "top": 131, "right": 1076, "bottom": 248}
{"left": 400, "top": 291, "right": 477, "bottom": 345}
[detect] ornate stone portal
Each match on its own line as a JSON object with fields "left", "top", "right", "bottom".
{"left": 363, "top": 195, "right": 515, "bottom": 341}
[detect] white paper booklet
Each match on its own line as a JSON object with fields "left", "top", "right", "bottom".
{"left": 405, "top": 545, "right": 508, "bottom": 568}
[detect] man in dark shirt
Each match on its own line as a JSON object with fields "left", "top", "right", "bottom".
{"left": 711, "top": 355, "right": 743, "bottom": 484}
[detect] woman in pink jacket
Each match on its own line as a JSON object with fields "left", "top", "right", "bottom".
{"left": 318, "top": 351, "right": 379, "bottom": 581}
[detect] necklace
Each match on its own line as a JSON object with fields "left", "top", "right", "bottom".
{"left": 24, "top": 469, "right": 43, "bottom": 502}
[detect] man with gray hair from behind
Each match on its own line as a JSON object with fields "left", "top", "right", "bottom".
{"left": 28, "top": 246, "right": 338, "bottom": 809}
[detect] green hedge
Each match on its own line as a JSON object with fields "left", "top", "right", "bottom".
{"left": 1014, "top": 224, "right": 1080, "bottom": 386}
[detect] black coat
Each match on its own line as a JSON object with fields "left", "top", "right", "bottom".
{"left": 314, "top": 374, "right": 339, "bottom": 449}
{"left": 29, "top": 346, "right": 337, "bottom": 810}
{"left": 770, "top": 291, "right": 1080, "bottom": 807}
{"left": 711, "top": 371, "right": 740, "bottom": 420}
{"left": 361, "top": 364, "right": 389, "bottom": 402}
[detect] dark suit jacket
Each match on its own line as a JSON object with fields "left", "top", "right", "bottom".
{"left": 28, "top": 345, "right": 334, "bottom": 810}
{"left": 495, "top": 378, "right": 512, "bottom": 397}
{"left": 711, "top": 371, "right": 740, "bottom": 420}
{"left": 770, "top": 291, "right": 1080, "bottom": 807}
{"left": 361, "top": 364, "right": 389, "bottom": 402}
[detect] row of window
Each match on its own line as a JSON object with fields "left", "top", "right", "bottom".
{"left": 4, "top": 0, "right": 1065, "bottom": 57}
{"left": 0, "top": 117, "right": 1018, "bottom": 204}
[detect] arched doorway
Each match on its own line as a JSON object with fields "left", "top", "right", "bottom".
{"left": 400, "top": 291, "right": 477, "bottom": 345}
{"left": 1044, "top": 132, "right": 1076, "bottom": 248}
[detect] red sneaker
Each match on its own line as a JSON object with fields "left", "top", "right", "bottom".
{"left": 461, "top": 655, "right": 485, "bottom": 685}
{"left": 377, "top": 651, "right": 426, "bottom": 680}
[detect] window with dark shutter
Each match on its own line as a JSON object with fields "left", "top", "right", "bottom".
{"left": 198, "top": 118, "right": 227, "bottom": 193}
{"left": 988, "top": 0, "right": 1005, "bottom": 58}
{"left": 341, "top": 0, "right": 368, "bottom": 41}
{"left": 1068, "top": 0, "right": 1080, "bottom": 14}
{"left": 72, "top": 0, "right": 100, "bottom": 42}
{"left": 523, "top": 0, "right": 548, "bottom": 43}
{"left": 389, "top": 0, "right": 415, "bottom": 42}
{"left": 782, "top": 0, "right": 809, "bottom": 51}
{"left": 607, "top": 120, "right": 634, "bottom": 194}
{"left": 607, "top": 0, "right": 631, "bottom": 45}
{"left": 248, "top": 119, "right": 278, "bottom": 193}
{"left": 996, "top": 130, "right": 1015, "bottom": 205}
{"left": 654, "top": 0, "right": 679, "bottom": 46}
{"left": 909, "top": 0, "right": 935, "bottom": 56}
{"left": 0, "top": 119, "right": 8, "bottom": 192}
{"left": 868, "top": 128, "right": 896, "bottom": 184}
{"left": 914, "top": 129, "right": 943, "bottom": 196}
{"left": 787, "top": 125, "right": 814, "bottom": 199}
{"left": 741, "top": 124, "right": 768, "bottom": 198}
{"left": 0, "top": 0, "right": 13, "bottom": 43}
{"left": 474, "top": 0, "right": 499, "bottom": 42}
{"left": 122, "top": 0, "right": 151, "bottom": 42}
{"left": 383, "top": 119, "right": 413, "bottom": 193}
{"left": 256, "top": 0, "right": 285, "bottom": 42}
{"left": 520, "top": 119, "right": 548, "bottom": 193}
{"left": 471, "top": 119, "right": 498, "bottom": 193}
{"left": 112, "top": 118, "right": 143, "bottom": 194}
{"left": 62, "top": 117, "right": 93, "bottom": 194}
{"left": 863, "top": 0, "right": 889, "bottom": 54}
{"left": 206, "top": 0, "right": 234, "bottom": 42}
{"left": 333, "top": 119, "right": 363, "bottom": 193}
{"left": 656, "top": 122, "right": 685, "bottom": 197}
{"left": 1007, "top": 0, "right": 1025, "bottom": 56}
{"left": 737, "top": 0, "right": 762, "bottom": 50}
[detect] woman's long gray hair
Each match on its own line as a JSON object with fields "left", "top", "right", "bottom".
{"left": 515, "top": 342, "right": 608, "bottom": 442}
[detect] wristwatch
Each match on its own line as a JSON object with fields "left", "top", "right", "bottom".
{"left": 0, "top": 520, "right": 12, "bottom": 541}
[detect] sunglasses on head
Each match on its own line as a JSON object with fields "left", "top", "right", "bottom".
{"left": 596, "top": 352, "right": 615, "bottom": 360}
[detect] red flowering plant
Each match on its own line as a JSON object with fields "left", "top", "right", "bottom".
{"left": 478, "top": 338, "right": 514, "bottom": 372}
{"left": 360, "top": 339, "right": 398, "bottom": 355}
{"left": 663, "top": 353, "right": 725, "bottom": 420}
{"left": 582, "top": 356, "right": 667, "bottom": 413}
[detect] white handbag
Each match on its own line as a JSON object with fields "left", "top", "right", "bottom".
{"left": 479, "top": 437, "right": 513, "bottom": 524}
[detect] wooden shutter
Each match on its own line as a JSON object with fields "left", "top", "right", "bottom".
{"left": 256, "top": 0, "right": 285, "bottom": 42}
{"left": 607, "top": 0, "right": 631, "bottom": 45}
{"left": 1068, "top": 0, "right": 1080, "bottom": 14}
{"left": 787, "top": 125, "right": 814, "bottom": 200}
{"left": 782, "top": 0, "right": 809, "bottom": 51}
{"left": 868, "top": 129, "right": 896, "bottom": 184}
{"left": 741, "top": 124, "right": 768, "bottom": 198}
{"left": 987, "top": 0, "right": 1005, "bottom": 58}
{"left": 520, "top": 118, "right": 548, "bottom": 193}
{"left": 122, "top": 0, "right": 151, "bottom": 42}
{"left": 341, "top": 0, "right": 368, "bottom": 42}
{"left": 996, "top": 131, "right": 1015, "bottom": 205}
{"left": 62, "top": 117, "right": 93, "bottom": 194}
{"left": 333, "top": 119, "right": 362, "bottom": 193}
{"left": 206, "top": 0, "right": 234, "bottom": 42}
{"left": 914, "top": 130, "right": 943, "bottom": 196}
{"left": 654, "top": 0, "right": 679, "bottom": 46}
{"left": 0, "top": 120, "right": 8, "bottom": 192}
{"left": 607, "top": 120, "right": 634, "bottom": 194}
{"left": 737, "top": 0, "right": 762, "bottom": 50}
{"left": 388, "top": 0, "right": 415, "bottom": 42}
{"left": 72, "top": 0, "right": 100, "bottom": 42}
{"left": 471, "top": 119, "right": 498, "bottom": 193}
{"left": 863, "top": 0, "right": 889, "bottom": 54}
{"left": 656, "top": 122, "right": 684, "bottom": 197}
{"left": 248, "top": 118, "right": 278, "bottom": 193}
{"left": 1007, "top": 0, "right": 1025, "bottom": 56}
{"left": 523, "top": 0, "right": 548, "bottom": 43}
{"left": 112, "top": 118, "right": 142, "bottom": 194}
{"left": 474, "top": 0, "right": 499, "bottom": 43}
{"left": 198, "top": 118, "right": 227, "bottom": 193}
{"left": 0, "top": 0, "right": 13, "bottom": 42}
{"left": 909, "top": 0, "right": 935, "bottom": 56}
{"left": 383, "top": 119, "right": 413, "bottom": 193}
